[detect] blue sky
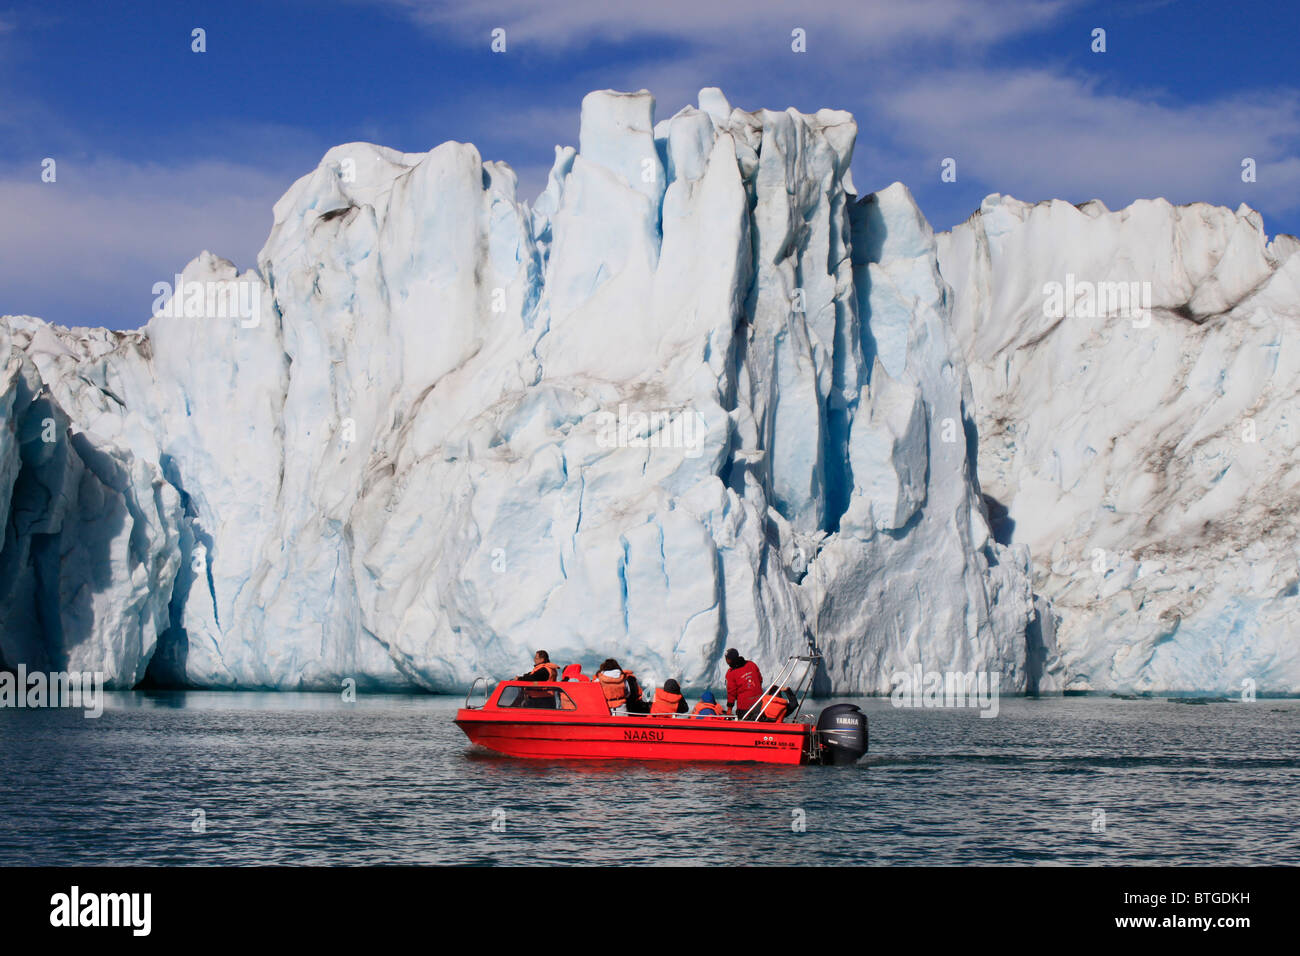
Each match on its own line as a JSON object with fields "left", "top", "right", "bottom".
{"left": 2, "top": 0, "right": 1296, "bottom": 329}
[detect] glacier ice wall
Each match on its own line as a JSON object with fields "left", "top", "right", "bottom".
{"left": 938, "top": 195, "right": 1300, "bottom": 693}
{"left": 0, "top": 89, "right": 1038, "bottom": 692}
{"left": 0, "top": 319, "right": 182, "bottom": 685}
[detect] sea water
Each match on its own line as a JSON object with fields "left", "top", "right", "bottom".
{"left": 2, "top": 693, "right": 1296, "bottom": 865}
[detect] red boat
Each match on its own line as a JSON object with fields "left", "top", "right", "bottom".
{"left": 454, "top": 651, "right": 868, "bottom": 766}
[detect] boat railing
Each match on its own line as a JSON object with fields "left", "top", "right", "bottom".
{"left": 464, "top": 676, "right": 492, "bottom": 709}
{"left": 647, "top": 652, "right": 820, "bottom": 724}
{"left": 648, "top": 710, "right": 810, "bottom": 724}
{"left": 621, "top": 651, "right": 823, "bottom": 723}
{"left": 738, "top": 652, "right": 821, "bottom": 721}
{"left": 659, "top": 714, "right": 768, "bottom": 722}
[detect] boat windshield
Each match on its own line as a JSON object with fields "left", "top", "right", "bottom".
{"left": 496, "top": 685, "right": 577, "bottom": 711}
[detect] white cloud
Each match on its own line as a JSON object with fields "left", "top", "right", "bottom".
{"left": 870, "top": 69, "right": 1300, "bottom": 215}
{"left": 380, "top": 0, "right": 1072, "bottom": 50}
{"left": 0, "top": 158, "right": 287, "bottom": 328}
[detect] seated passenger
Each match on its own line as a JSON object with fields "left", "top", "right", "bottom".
{"left": 596, "top": 659, "right": 644, "bottom": 714}
{"left": 756, "top": 685, "right": 791, "bottom": 723}
{"left": 650, "top": 678, "right": 689, "bottom": 715}
{"left": 515, "top": 650, "right": 560, "bottom": 682}
{"left": 691, "top": 690, "right": 725, "bottom": 718}
{"left": 624, "top": 674, "right": 649, "bottom": 714}
{"left": 560, "top": 663, "right": 590, "bottom": 681}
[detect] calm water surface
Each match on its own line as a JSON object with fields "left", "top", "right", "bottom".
{"left": 2, "top": 693, "right": 1297, "bottom": 865}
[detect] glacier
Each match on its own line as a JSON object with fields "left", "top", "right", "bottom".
{"left": 0, "top": 88, "right": 1294, "bottom": 695}
{"left": 938, "top": 195, "right": 1300, "bottom": 694}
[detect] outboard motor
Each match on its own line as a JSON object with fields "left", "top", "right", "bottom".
{"left": 815, "top": 704, "right": 868, "bottom": 765}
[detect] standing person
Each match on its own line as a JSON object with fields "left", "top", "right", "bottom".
{"left": 515, "top": 650, "right": 559, "bottom": 682}
{"left": 724, "top": 648, "right": 763, "bottom": 719}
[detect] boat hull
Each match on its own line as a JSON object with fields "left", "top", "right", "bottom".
{"left": 455, "top": 710, "right": 811, "bottom": 765}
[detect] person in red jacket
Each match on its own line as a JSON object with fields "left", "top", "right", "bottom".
{"left": 724, "top": 648, "right": 763, "bottom": 719}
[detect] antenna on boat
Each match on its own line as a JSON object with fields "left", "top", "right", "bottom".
{"left": 769, "top": 624, "right": 820, "bottom": 723}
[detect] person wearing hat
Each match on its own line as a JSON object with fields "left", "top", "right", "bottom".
{"left": 723, "top": 648, "right": 763, "bottom": 719}
{"left": 650, "top": 678, "right": 689, "bottom": 714}
{"left": 691, "top": 690, "right": 724, "bottom": 717}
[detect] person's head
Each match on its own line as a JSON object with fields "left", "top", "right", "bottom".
{"left": 662, "top": 678, "right": 681, "bottom": 695}
{"left": 599, "top": 658, "right": 620, "bottom": 673}
{"left": 725, "top": 648, "right": 743, "bottom": 668}
{"left": 534, "top": 650, "right": 550, "bottom": 664}
{"left": 700, "top": 690, "right": 716, "bottom": 704}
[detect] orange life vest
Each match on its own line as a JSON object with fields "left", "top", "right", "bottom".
{"left": 759, "top": 689, "right": 790, "bottom": 722}
{"left": 529, "top": 661, "right": 560, "bottom": 681}
{"left": 691, "top": 700, "right": 723, "bottom": 717}
{"left": 597, "top": 670, "right": 634, "bottom": 709}
{"left": 650, "top": 689, "right": 684, "bottom": 714}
